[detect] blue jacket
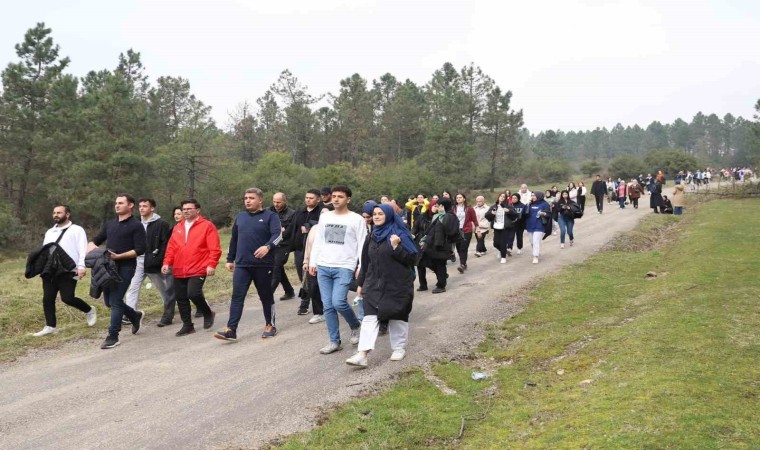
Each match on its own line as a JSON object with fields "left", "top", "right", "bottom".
{"left": 525, "top": 198, "right": 551, "bottom": 233}
{"left": 227, "top": 209, "right": 282, "bottom": 267}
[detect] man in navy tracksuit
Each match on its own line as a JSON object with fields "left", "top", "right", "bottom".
{"left": 214, "top": 188, "right": 282, "bottom": 341}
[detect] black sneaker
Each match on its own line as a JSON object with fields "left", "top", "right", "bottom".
{"left": 156, "top": 320, "right": 172, "bottom": 328}
{"left": 279, "top": 292, "right": 295, "bottom": 301}
{"left": 175, "top": 325, "right": 196, "bottom": 337}
{"left": 416, "top": 286, "right": 428, "bottom": 292}
{"left": 101, "top": 335, "right": 120, "bottom": 349}
{"left": 132, "top": 311, "right": 144, "bottom": 335}
{"left": 431, "top": 287, "right": 446, "bottom": 294}
{"left": 457, "top": 265, "right": 465, "bottom": 274}
{"left": 214, "top": 327, "right": 237, "bottom": 341}
{"left": 194, "top": 310, "right": 203, "bottom": 318}
{"left": 203, "top": 311, "right": 216, "bottom": 330}
{"left": 379, "top": 323, "right": 388, "bottom": 336}
{"left": 297, "top": 307, "right": 309, "bottom": 315}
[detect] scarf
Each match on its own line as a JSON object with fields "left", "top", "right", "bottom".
{"left": 372, "top": 203, "right": 418, "bottom": 255}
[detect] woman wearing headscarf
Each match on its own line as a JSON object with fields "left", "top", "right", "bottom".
{"left": 420, "top": 198, "right": 459, "bottom": 294}
{"left": 347, "top": 204, "right": 418, "bottom": 367}
{"left": 525, "top": 192, "right": 551, "bottom": 264}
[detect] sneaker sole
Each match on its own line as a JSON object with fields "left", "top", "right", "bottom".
{"left": 101, "top": 341, "right": 120, "bottom": 349}
{"left": 320, "top": 346, "right": 343, "bottom": 354}
{"left": 176, "top": 329, "right": 196, "bottom": 337}
{"left": 214, "top": 334, "right": 237, "bottom": 341}
{"left": 346, "top": 360, "right": 367, "bottom": 367}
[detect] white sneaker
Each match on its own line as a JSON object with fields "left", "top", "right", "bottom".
{"left": 517, "top": 249, "right": 522, "bottom": 255}
{"left": 308, "top": 314, "right": 325, "bottom": 324}
{"left": 349, "top": 327, "right": 361, "bottom": 345}
{"left": 32, "top": 326, "right": 58, "bottom": 337}
{"left": 319, "top": 342, "right": 343, "bottom": 354}
{"left": 346, "top": 352, "right": 368, "bottom": 367}
{"left": 390, "top": 348, "right": 407, "bottom": 361}
{"left": 500, "top": 258, "right": 507, "bottom": 264}
{"left": 560, "top": 244, "right": 565, "bottom": 249}
{"left": 553, "top": 231, "right": 558, "bottom": 235}
{"left": 532, "top": 257, "right": 539, "bottom": 264}
{"left": 86, "top": 307, "right": 97, "bottom": 327}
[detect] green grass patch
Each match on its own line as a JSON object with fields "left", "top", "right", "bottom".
{"left": 274, "top": 199, "right": 760, "bottom": 449}
{"left": 0, "top": 230, "right": 299, "bottom": 361}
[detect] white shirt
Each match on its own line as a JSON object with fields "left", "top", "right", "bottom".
{"left": 184, "top": 219, "right": 195, "bottom": 241}
{"left": 309, "top": 210, "right": 367, "bottom": 272}
{"left": 569, "top": 188, "right": 578, "bottom": 201}
{"left": 43, "top": 222, "right": 88, "bottom": 270}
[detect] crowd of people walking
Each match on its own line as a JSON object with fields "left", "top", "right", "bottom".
{"left": 26, "top": 171, "right": 705, "bottom": 365}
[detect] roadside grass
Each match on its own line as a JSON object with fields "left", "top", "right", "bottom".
{"left": 0, "top": 230, "right": 299, "bottom": 362}
{"left": 274, "top": 198, "right": 759, "bottom": 449}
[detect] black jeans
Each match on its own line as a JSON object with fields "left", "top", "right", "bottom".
{"left": 475, "top": 230, "right": 488, "bottom": 253}
{"left": 174, "top": 276, "right": 213, "bottom": 327}
{"left": 304, "top": 272, "right": 324, "bottom": 314}
{"left": 456, "top": 232, "right": 473, "bottom": 266}
{"left": 42, "top": 273, "right": 92, "bottom": 327}
{"left": 105, "top": 263, "right": 138, "bottom": 337}
{"left": 578, "top": 195, "right": 586, "bottom": 212}
{"left": 270, "top": 247, "right": 294, "bottom": 296}
{"left": 594, "top": 194, "right": 605, "bottom": 212}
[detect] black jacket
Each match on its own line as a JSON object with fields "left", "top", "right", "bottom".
{"left": 422, "top": 212, "right": 460, "bottom": 260}
{"left": 357, "top": 238, "right": 416, "bottom": 321}
{"left": 485, "top": 202, "right": 519, "bottom": 230}
{"left": 591, "top": 180, "right": 607, "bottom": 196}
{"left": 288, "top": 205, "right": 323, "bottom": 252}
{"left": 143, "top": 218, "right": 172, "bottom": 273}
{"left": 270, "top": 205, "right": 296, "bottom": 250}
{"left": 85, "top": 248, "right": 122, "bottom": 301}
{"left": 25, "top": 243, "right": 77, "bottom": 279}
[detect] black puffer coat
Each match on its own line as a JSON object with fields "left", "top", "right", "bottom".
{"left": 85, "top": 248, "right": 122, "bottom": 300}
{"left": 357, "top": 238, "right": 416, "bottom": 322}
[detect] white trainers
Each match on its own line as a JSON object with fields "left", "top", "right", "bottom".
{"left": 308, "top": 314, "right": 325, "bottom": 324}
{"left": 349, "top": 327, "right": 361, "bottom": 345}
{"left": 516, "top": 249, "right": 522, "bottom": 255}
{"left": 560, "top": 243, "right": 565, "bottom": 249}
{"left": 86, "top": 307, "right": 97, "bottom": 327}
{"left": 345, "top": 352, "right": 368, "bottom": 367}
{"left": 32, "top": 326, "right": 58, "bottom": 337}
{"left": 500, "top": 258, "right": 507, "bottom": 264}
{"left": 532, "top": 257, "right": 539, "bottom": 264}
{"left": 390, "top": 348, "right": 407, "bottom": 361}
{"left": 319, "top": 342, "right": 343, "bottom": 354}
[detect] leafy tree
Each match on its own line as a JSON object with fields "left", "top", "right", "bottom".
{"left": 608, "top": 154, "right": 647, "bottom": 180}
{"left": 270, "top": 70, "right": 319, "bottom": 165}
{"left": 0, "top": 23, "right": 70, "bottom": 218}
{"left": 333, "top": 73, "right": 375, "bottom": 166}
{"left": 521, "top": 158, "right": 572, "bottom": 184}
{"left": 643, "top": 148, "right": 699, "bottom": 176}
{"left": 481, "top": 87, "right": 523, "bottom": 191}
{"left": 580, "top": 160, "right": 603, "bottom": 177}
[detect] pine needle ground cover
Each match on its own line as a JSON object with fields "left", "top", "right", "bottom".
{"left": 277, "top": 199, "right": 759, "bottom": 449}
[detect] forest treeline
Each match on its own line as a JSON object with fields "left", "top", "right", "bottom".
{"left": 1, "top": 23, "right": 759, "bottom": 250}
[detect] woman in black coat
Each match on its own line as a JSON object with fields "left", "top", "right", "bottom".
{"left": 411, "top": 205, "right": 432, "bottom": 291}
{"left": 347, "top": 204, "right": 418, "bottom": 367}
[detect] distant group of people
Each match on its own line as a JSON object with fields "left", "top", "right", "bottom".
{"left": 28, "top": 173, "right": 695, "bottom": 366}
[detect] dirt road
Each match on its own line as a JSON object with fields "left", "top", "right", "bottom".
{"left": 0, "top": 202, "right": 650, "bottom": 449}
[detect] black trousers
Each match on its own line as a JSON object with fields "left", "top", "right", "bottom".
{"left": 507, "top": 225, "right": 524, "bottom": 250}
{"left": 578, "top": 195, "right": 586, "bottom": 212}
{"left": 594, "top": 194, "right": 605, "bottom": 212}
{"left": 475, "top": 230, "right": 488, "bottom": 253}
{"left": 174, "top": 276, "right": 213, "bottom": 326}
{"left": 270, "top": 247, "right": 294, "bottom": 296}
{"left": 42, "top": 273, "right": 92, "bottom": 327}
{"left": 456, "top": 232, "right": 473, "bottom": 267}
{"left": 493, "top": 229, "right": 509, "bottom": 258}
{"left": 421, "top": 257, "right": 448, "bottom": 288}
{"left": 303, "top": 272, "right": 324, "bottom": 314}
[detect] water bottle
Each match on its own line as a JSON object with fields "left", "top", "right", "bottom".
{"left": 353, "top": 296, "right": 364, "bottom": 321}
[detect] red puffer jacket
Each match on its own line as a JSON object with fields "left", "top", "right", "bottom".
{"left": 163, "top": 216, "right": 222, "bottom": 278}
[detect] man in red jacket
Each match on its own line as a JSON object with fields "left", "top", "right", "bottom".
{"left": 162, "top": 199, "right": 221, "bottom": 336}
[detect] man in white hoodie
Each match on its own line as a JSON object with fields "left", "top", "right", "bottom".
{"left": 125, "top": 198, "right": 174, "bottom": 326}
{"left": 32, "top": 205, "right": 97, "bottom": 336}
{"left": 309, "top": 185, "right": 367, "bottom": 354}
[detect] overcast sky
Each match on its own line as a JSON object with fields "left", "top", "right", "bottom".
{"left": 1, "top": 0, "right": 758, "bottom": 133}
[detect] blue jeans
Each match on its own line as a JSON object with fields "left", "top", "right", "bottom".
{"left": 105, "top": 263, "right": 138, "bottom": 337}
{"left": 317, "top": 266, "right": 360, "bottom": 344}
{"left": 558, "top": 215, "right": 575, "bottom": 244}
{"left": 674, "top": 206, "right": 683, "bottom": 215}
{"left": 618, "top": 196, "right": 626, "bottom": 208}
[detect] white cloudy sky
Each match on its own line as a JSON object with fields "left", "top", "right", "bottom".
{"left": 1, "top": 0, "right": 758, "bottom": 132}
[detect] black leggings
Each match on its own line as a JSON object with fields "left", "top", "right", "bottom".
{"left": 492, "top": 229, "right": 509, "bottom": 258}
{"left": 507, "top": 225, "right": 524, "bottom": 250}
{"left": 42, "top": 273, "right": 92, "bottom": 327}
{"left": 174, "top": 276, "right": 213, "bottom": 326}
